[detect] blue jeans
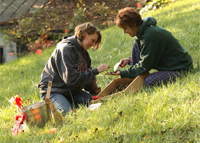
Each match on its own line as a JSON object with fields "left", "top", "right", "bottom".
{"left": 41, "top": 90, "right": 92, "bottom": 116}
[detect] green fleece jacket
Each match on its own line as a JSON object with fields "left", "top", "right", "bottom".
{"left": 120, "top": 17, "right": 193, "bottom": 78}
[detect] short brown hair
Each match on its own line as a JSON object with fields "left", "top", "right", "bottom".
{"left": 75, "top": 22, "right": 101, "bottom": 50}
{"left": 116, "top": 7, "right": 143, "bottom": 28}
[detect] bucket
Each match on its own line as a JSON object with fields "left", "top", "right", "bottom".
{"left": 20, "top": 101, "right": 51, "bottom": 128}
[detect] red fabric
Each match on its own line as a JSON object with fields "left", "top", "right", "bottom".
{"left": 11, "top": 114, "right": 25, "bottom": 136}
{"left": 14, "top": 96, "right": 23, "bottom": 109}
{"left": 91, "top": 96, "right": 101, "bottom": 100}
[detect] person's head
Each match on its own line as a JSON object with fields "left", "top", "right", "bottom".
{"left": 75, "top": 22, "right": 101, "bottom": 50}
{"left": 116, "top": 7, "right": 143, "bottom": 37}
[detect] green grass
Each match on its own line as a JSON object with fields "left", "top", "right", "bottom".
{"left": 0, "top": 0, "right": 200, "bottom": 142}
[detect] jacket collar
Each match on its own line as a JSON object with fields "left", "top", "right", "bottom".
{"left": 63, "top": 36, "right": 85, "bottom": 53}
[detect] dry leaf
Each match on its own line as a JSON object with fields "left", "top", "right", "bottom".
{"left": 142, "top": 136, "right": 151, "bottom": 139}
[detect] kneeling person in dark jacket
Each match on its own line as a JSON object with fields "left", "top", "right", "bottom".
{"left": 38, "top": 22, "right": 110, "bottom": 116}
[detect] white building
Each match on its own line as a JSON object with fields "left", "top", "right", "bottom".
{"left": 0, "top": 33, "right": 17, "bottom": 64}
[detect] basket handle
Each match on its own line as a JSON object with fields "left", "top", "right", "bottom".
{"left": 46, "top": 81, "right": 52, "bottom": 99}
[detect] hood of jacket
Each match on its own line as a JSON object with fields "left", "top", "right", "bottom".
{"left": 61, "top": 36, "right": 85, "bottom": 53}
{"left": 136, "top": 17, "right": 157, "bottom": 40}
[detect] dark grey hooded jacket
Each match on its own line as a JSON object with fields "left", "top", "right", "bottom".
{"left": 38, "top": 36, "right": 99, "bottom": 97}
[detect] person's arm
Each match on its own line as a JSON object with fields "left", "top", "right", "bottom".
{"left": 84, "top": 77, "right": 101, "bottom": 95}
{"left": 55, "top": 45, "right": 110, "bottom": 89}
{"left": 84, "top": 55, "right": 109, "bottom": 95}
{"left": 119, "top": 57, "right": 131, "bottom": 67}
{"left": 120, "top": 40, "right": 160, "bottom": 78}
{"left": 55, "top": 46, "right": 98, "bottom": 89}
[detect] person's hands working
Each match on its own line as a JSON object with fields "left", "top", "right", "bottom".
{"left": 97, "top": 64, "right": 110, "bottom": 73}
{"left": 105, "top": 70, "right": 120, "bottom": 75}
{"left": 119, "top": 57, "right": 131, "bottom": 67}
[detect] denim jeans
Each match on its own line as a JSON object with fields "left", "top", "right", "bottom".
{"left": 41, "top": 90, "right": 92, "bottom": 116}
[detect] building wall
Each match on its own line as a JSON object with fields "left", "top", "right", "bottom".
{"left": 0, "top": 33, "right": 17, "bottom": 64}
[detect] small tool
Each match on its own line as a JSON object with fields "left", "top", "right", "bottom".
{"left": 114, "top": 62, "right": 120, "bottom": 71}
{"left": 91, "top": 96, "right": 101, "bottom": 100}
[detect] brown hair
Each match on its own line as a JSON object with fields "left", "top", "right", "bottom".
{"left": 75, "top": 22, "right": 101, "bottom": 50}
{"left": 116, "top": 7, "right": 143, "bottom": 28}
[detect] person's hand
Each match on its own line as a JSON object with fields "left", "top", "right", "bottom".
{"left": 105, "top": 70, "right": 120, "bottom": 75}
{"left": 119, "top": 57, "right": 131, "bottom": 67}
{"left": 97, "top": 64, "right": 110, "bottom": 73}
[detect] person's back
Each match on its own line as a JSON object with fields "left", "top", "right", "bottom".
{"left": 113, "top": 7, "right": 193, "bottom": 86}
{"left": 38, "top": 22, "right": 110, "bottom": 116}
{"left": 135, "top": 17, "right": 193, "bottom": 72}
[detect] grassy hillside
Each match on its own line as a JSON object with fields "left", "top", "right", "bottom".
{"left": 0, "top": 0, "right": 199, "bottom": 142}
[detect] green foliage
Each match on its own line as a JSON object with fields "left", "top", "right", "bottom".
{"left": 68, "top": 2, "right": 110, "bottom": 33}
{"left": 92, "top": 2, "right": 109, "bottom": 17}
{"left": 27, "top": 33, "right": 56, "bottom": 53}
{"left": 2, "top": 1, "right": 112, "bottom": 54}
{"left": 140, "top": 0, "right": 175, "bottom": 15}
{"left": 68, "top": 7, "right": 87, "bottom": 32}
{"left": 0, "top": 0, "right": 200, "bottom": 142}
{"left": 1, "top": 8, "right": 60, "bottom": 53}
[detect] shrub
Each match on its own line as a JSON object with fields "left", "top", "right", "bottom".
{"left": 139, "top": 0, "right": 175, "bottom": 15}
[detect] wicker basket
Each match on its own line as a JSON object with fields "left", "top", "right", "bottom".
{"left": 20, "top": 101, "right": 51, "bottom": 128}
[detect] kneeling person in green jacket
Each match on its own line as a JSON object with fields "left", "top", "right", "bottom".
{"left": 111, "top": 7, "right": 193, "bottom": 86}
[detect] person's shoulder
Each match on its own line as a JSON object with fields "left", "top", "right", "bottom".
{"left": 143, "top": 26, "right": 169, "bottom": 39}
{"left": 142, "top": 26, "right": 158, "bottom": 40}
{"left": 55, "top": 41, "right": 75, "bottom": 56}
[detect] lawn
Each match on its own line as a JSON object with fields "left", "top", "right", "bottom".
{"left": 0, "top": 0, "right": 200, "bottom": 142}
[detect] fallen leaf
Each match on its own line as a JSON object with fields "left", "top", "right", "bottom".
{"left": 50, "top": 128, "right": 57, "bottom": 134}
{"left": 187, "top": 140, "right": 194, "bottom": 143}
{"left": 124, "top": 115, "right": 128, "bottom": 118}
{"left": 57, "top": 138, "right": 64, "bottom": 143}
{"left": 160, "top": 130, "right": 166, "bottom": 134}
{"left": 118, "top": 111, "right": 122, "bottom": 116}
{"left": 142, "top": 136, "right": 151, "bottom": 139}
{"left": 169, "top": 106, "right": 174, "bottom": 112}
{"left": 74, "top": 135, "right": 78, "bottom": 140}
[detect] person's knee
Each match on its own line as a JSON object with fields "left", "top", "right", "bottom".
{"left": 144, "top": 75, "right": 161, "bottom": 87}
{"left": 50, "top": 93, "right": 73, "bottom": 116}
{"left": 144, "top": 76, "right": 153, "bottom": 86}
